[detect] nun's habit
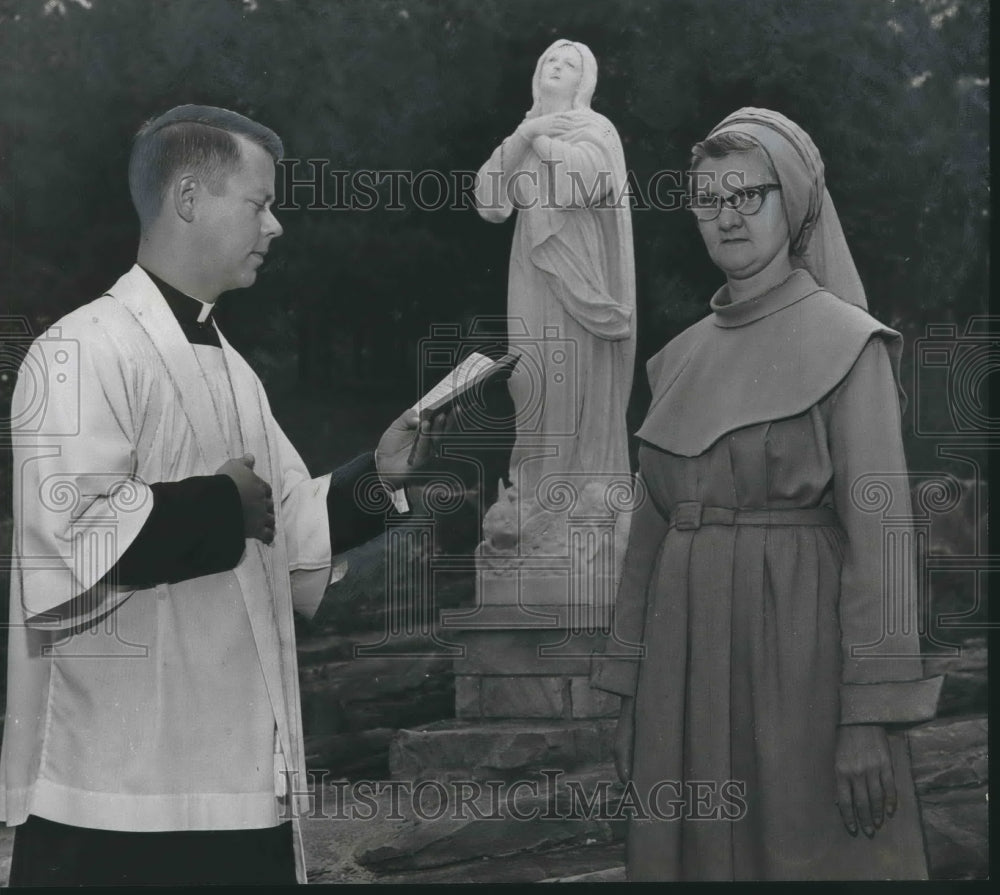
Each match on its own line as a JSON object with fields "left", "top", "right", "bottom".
{"left": 592, "top": 109, "right": 942, "bottom": 880}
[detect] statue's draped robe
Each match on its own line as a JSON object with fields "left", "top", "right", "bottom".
{"left": 475, "top": 111, "right": 636, "bottom": 503}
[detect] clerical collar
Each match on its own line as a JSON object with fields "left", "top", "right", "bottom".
{"left": 709, "top": 268, "right": 822, "bottom": 328}
{"left": 140, "top": 265, "right": 221, "bottom": 347}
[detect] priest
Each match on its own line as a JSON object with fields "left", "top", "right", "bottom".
{"left": 1, "top": 104, "right": 437, "bottom": 886}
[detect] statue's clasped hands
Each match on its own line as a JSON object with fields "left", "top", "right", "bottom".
{"left": 516, "top": 112, "right": 577, "bottom": 142}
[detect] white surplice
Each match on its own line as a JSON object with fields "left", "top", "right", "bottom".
{"left": 1, "top": 265, "right": 333, "bottom": 882}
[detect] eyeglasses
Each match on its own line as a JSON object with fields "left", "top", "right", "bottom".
{"left": 688, "top": 183, "right": 782, "bottom": 221}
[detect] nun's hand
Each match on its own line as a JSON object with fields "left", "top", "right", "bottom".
{"left": 834, "top": 724, "right": 897, "bottom": 838}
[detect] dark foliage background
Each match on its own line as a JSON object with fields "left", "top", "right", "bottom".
{"left": 0, "top": 0, "right": 990, "bottom": 587}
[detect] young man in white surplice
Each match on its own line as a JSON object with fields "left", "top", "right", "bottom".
{"left": 1, "top": 104, "right": 436, "bottom": 886}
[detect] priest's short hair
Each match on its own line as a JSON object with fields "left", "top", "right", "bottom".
{"left": 128, "top": 104, "right": 283, "bottom": 227}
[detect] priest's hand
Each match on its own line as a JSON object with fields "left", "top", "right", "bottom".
{"left": 375, "top": 408, "right": 452, "bottom": 490}
{"left": 217, "top": 454, "right": 275, "bottom": 544}
{"left": 613, "top": 695, "right": 635, "bottom": 783}
{"left": 834, "top": 723, "right": 897, "bottom": 838}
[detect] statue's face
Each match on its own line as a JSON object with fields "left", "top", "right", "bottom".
{"left": 539, "top": 45, "right": 583, "bottom": 102}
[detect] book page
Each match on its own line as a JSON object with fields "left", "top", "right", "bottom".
{"left": 410, "top": 351, "right": 495, "bottom": 413}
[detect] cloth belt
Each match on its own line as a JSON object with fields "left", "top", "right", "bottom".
{"left": 668, "top": 501, "right": 839, "bottom": 532}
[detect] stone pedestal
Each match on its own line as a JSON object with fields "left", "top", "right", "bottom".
{"left": 439, "top": 556, "right": 621, "bottom": 723}
{"left": 441, "top": 609, "right": 618, "bottom": 722}
{"left": 384, "top": 546, "right": 624, "bottom": 785}
{"left": 377, "top": 481, "right": 629, "bottom": 875}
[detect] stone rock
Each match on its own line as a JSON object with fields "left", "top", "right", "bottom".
{"left": 353, "top": 772, "right": 622, "bottom": 871}
{"left": 374, "top": 841, "right": 624, "bottom": 884}
{"left": 0, "top": 823, "right": 13, "bottom": 889}
{"left": 541, "top": 864, "right": 626, "bottom": 882}
{"left": 480, "top": 675, "right": 568, "bottom": 718}
{"left": 299, "top": 650, "right": 454, "bottom": 738}
{"left": 920, "top": 785, "right": 989, "bottom": 880}
{"left": 451, "top": 629, "right": 604, "bottom": 677}
{"left": 356, "top": 815, "right": 613, "bottom": 872}
{"left": 454, "top": 676, "right": 481, "bottom": 719}
{"left": 906, "top": 715, "right": 988, "bottom": 879}
{"left": 552, "top": 765, "right": 626, "bottom": 823}
{"left": 336, "top": 689, "right": 454, "bottom": 737}
{"left": 309, "top": 534, "right": 397, "bottom": 634}
{"left": 298, "top": 766, "right": 627, "bottom": 882}
{"left": 907, "top": 716, "right": 987, "bottom": 794}
{"left": 304, "top": 727, "right": 396, "bottom": 778}
{"left": 299, "top": 652, "right": 453, "bottom": 702}
{"left": 923, "top": 637, "right": 987, "bottom": 717}
{"left": 569, "top": 677, "right": 620, "bottom": 719}
{"left": 296, "top": 633, "right": 360, "bottom": 665}
{"left": 389, "top": 719, "right": 615, "bottom": 781}
{"left": 309, "top": 533, "right": 476, "bottom": 635}
{"left": 923, "top": 476, "right": 987, "bottom": 558}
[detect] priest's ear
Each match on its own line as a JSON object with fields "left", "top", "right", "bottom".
{"left": 172, "top": 173, "right": 199, "bottom": 223}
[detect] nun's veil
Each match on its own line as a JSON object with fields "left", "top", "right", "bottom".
{"left": 706, "top": 107, "right": 867, "bottom": 310}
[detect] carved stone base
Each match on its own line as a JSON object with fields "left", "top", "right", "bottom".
{"left": 435, "top": 548, "right": 621, "bottom": 721}
{"left": 388, "top": 718, "right": 617, "bottom": 782}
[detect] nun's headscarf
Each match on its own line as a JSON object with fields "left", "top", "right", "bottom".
{"left": 525, "top": 40, "right": 598, "bottom": 118}
{"left": 706, "top": 107, "right": 867, "bottom": 309}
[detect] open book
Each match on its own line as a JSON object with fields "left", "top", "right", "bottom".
{"left": 411, "top": 351, "right": 519, "bottom": 417}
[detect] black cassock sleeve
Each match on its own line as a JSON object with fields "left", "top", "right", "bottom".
{"left": 111, "top": 452, "right": 398, "bottom": 588}
{"left": 326, "top": 451, "right": 400, "bottom": 554}
{"left": 113, "top": 475, "right": 246, "bottom": 587}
